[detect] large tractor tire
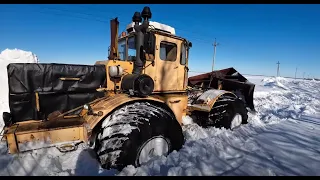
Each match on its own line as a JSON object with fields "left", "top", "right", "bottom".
{"left": 206, "top": 94, "right": 248, "bottom": 129}
{"left": 94, "top": 101, "right": 184, "bottom": 170}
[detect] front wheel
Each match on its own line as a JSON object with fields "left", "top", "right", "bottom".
{"left": 94, "top": 101, "right": 184, "bottom": 170}
{"left": 207, "top": 94, "right": 248, "bottom": 130}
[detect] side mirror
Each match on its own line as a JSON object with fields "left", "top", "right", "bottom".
{"left": 144, "top": 32, "right": 156, "bottom": 55}
{"left": 188, "top": 42, "right": 192, "bottom": 48}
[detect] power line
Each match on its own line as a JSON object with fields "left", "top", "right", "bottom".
{"left": 72, "top": 4, "right": 130, "bottom": 19}
{"left": 3, "top": 5, "right": 110, "bottom": 24}
{"left": 73, "top": 4, "right": 214, "bottom": 43}
{"left": 33, "top": 5, "right": 214, "bottom": 44}
{"left": 36, "top": 5, "right": 128, "bottom": 24}
{"left": 4, "top": 6, "right": 214, "bottom": 47}
{"left": 33, "top": 5, "right": 112, "bottom": 24}
{"left": 3, "top": 5, "right": 218, "bottom": 60}
{"left": 41, "top": 6, "right": 112, "bottom": 21}
{"left": 188, "top": 70, "right": 208, "bottom": 73}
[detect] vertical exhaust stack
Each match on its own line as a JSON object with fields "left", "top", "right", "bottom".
{"left": 121, "top": 7, "right": 155, "bottom": 97}
{"left": 132, "top": 7, "right": 151, "bottom": 74}
{"left": 108, "top": 18, "right": 119, "bottom": 60}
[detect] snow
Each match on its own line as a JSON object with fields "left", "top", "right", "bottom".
{"left": 0, "top": 49, "right": 39, "bottom": 131}
{"left": 1, "top": 49, "right": 320, "bottom": 175}
{"left": 195, "top": 89, "right": 232, "bottom": 104}
{"left": 126, "top": 21, "right": 176, "bottom": 35}
{"left": 262, "top": 76, "right": 289, "bottom": 90}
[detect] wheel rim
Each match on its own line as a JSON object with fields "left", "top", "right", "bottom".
{"left": 231, "top": 113, "right": 242, "bottom": 129}
{"left": 136, "top": 136, "right": 170, "bottom": 165}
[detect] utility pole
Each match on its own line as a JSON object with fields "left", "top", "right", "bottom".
{"left": 212, "top": 38, "right": 219, "bottom": 71}
{"left": 295, "top": 67, "right": 298, "bottom": 79}
{"left": 276, "top": 61, "right": 280, "bottom": 77}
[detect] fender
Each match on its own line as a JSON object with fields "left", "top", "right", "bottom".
{"left": 188, "top": 89, "right": 237, "bottom": 112}
{"left": 83, "top": 93, "right": 164, "bottom": 131}
{"left": 188, "top": 67, "right": 255, "bottom": 111}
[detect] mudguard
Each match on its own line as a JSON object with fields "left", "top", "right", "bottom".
{"left": 188, "top": 89, "right": 237, "bottom": 112}
{"left": 83, "top": 94, "right": 164, "bottom": 130}
{"left": 188, "top": 67, "right": 255, "bottom": 111}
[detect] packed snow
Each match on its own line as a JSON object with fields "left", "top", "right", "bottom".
{"left": 0, "top": 49, "right": 39, "bottom": 131}
{"left": 1, "top": 49, "right": 320, "bottom": 176}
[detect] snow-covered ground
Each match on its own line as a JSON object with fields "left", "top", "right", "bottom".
{"left": 0, "top": 49, "right": 320, "bottom": 176}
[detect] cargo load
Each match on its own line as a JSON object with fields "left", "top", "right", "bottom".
{"left": 7, "top": 63, "right": 107, "bottom": 122}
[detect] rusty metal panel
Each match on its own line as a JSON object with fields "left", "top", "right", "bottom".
{"left": 7, "top": 133, "right": 18, "bottom": 154}
{"left": 108, "top": 18, "right": 119, "bottom": 60}
{"left": 188, "top": 89, "right": 236, "bottom": 113}
{"left": 15, "top": 126, "right": 83, "bottom": 152}
{"left": 7, "top": 118, "right": 84, "bottom": 134}
{"left": 4, "top": 116, "right": 86, "bottom": 154}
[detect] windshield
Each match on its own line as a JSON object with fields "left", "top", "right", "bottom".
{"left": 118, "top": 38, "right": 126, "bottom": 60}
{"left": 117, "top": 36, "right": 136, "bottom": 61}
{"left": 127, "top": 36, "right": 136, "bottom": 61}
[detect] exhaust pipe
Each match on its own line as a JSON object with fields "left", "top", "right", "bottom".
{"left": 121, "top": 7, "right": 155, "bottom": 97}
{"left": 132, "top": 8, "right": 151, "bottom": 74}
{"left": 108, "top": 18, "right": 119, "bottom": 60}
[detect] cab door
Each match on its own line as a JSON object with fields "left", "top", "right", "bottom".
{"left": 153, "top": 35, "right": 180, "bottom": 92}
{"left": 176, "top": 41, "right": 188, "bottom": 91}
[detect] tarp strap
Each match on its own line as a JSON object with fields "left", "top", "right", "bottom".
{"left": 35, "top": 92, "right": 40, "bottom": 112}
{"left": 59, "top": 77, "right": 81, "bottom": 81}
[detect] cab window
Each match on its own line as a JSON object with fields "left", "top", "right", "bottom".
{"left": 127, "top": 36, "right": 136, "bottom": 61}
{"left": 180, "top": 42, "right": 186, "bottom": 65}
{"left": 118, "top": 38, "right": 126, "bottom": 60}
{"left": 160, "top": 41, "right": 177, "bottom": 61}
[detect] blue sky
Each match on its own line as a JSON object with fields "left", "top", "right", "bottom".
{"left": 1, "top": 4, "right": 320, "bottom": 78}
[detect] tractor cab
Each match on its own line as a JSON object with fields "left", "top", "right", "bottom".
{"left": 102, "top": 8, "right": 192, "bottom": 94}
{"left": 117, "top": 21, "right": 177, "bottom": 62}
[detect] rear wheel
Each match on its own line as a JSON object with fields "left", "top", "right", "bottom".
{"left": 94, "top": 101, "right": 184, "bottom": 170}
{"left": 206, "top": 94, "right": 248, "bottom": 129}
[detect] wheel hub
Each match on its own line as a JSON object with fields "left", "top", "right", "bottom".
{"left": 231, "top": 113, "right": 242, "bottom": 129}
{"left": 136, "top": 136, "right": 169, "bottom": 165}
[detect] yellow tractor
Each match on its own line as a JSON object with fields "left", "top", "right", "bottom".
{"left": 2, "top": 7, "right": 255, "bottom": 170}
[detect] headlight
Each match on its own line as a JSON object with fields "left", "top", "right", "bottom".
{"left": 83, "top": 104, "right": 89, "bottom": 110}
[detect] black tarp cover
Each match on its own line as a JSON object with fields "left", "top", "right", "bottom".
{"left": 7, "top": 63, "right": 107, "bottom": 94}
{"left": 7, "top": 63, "right": 107, "bottom": 123}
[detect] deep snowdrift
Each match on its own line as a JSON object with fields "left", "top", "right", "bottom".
{"left": 262, "top": 76, "right": 289, "bottom": 90}
{"left": 0, "top": 49, "right": 39, "bottom": 131}
{"left": 0, "top": 50, "right": 319, "bottom": 176}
